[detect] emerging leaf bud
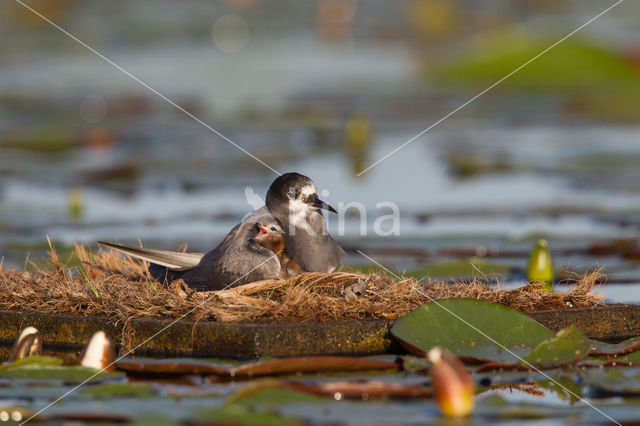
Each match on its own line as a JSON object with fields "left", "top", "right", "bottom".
{"left": 428, "top": 346, "right": 474, "bottom": 418}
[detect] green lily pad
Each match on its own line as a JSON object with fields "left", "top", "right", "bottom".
{"left": 0, "top": 357, "right": 123, "bottom": 381}
{"left": 580, "top": 367, "right": 640, "bottom": 396}
{"left": 614, "top": 350, "right": 640, "bottom": 365}
{"left": 195, "top": 387, "right": 324, "bottom": 425}
{"left": 390, "top": 298, "right": 554, "bottom": 362}
{"left": 0, "top": 356, "right": 63, "bottom": 370}
{"left": 433, "top": 37, "right": 640, "bottom": 92}
{"left": 406, "top": 260, "right": 511, "bottom": 280}
{"left": 0, "top": 366, "right": 121, "bottom": 381}
{"left": 197, "top": 403, "right": 299, "bottom": 425}
{"left": 536, "top": 376, "right": 584, "bottom": 404}
{"left": 589, "top": 336, "right": 640, "bottom": 356}
{"left": 521, "top": 326, "right": 589, "bottom": 368}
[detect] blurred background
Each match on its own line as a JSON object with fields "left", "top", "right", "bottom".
{"left": 1, "top": 0, "right": 640, "bottom": 300}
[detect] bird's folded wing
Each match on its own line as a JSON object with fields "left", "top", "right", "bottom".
{"left": 97, "top": 241, "right": 204, "bottom": 270}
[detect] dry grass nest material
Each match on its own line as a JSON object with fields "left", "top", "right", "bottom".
{"left": 0, "top": 244, "right": 605, "bottom": 325}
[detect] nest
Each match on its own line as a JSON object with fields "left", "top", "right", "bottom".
{"left": 0, "top": 244, "right": 605, "bottom": 326}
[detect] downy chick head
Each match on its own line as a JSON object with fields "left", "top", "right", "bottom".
{"left": 251, "top": 216, "right": 285, "bottom": 254}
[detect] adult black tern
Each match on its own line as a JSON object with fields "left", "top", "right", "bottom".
{"left": 99, "top": 215, "right": 293, "bottom": 291}
{"left": 99, "top": 172, "right": 341, "bottom": 289}
{"left": 264, "top": 172, "right": 344, "bottom": 272}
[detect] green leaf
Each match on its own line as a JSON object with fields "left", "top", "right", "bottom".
{"left": 580, "top": 367, "right": 640, "bottom": 396}
{"left": 588, "top": 336, "right": 640, "bottom": 356}
{"left": 0, "top": 363, "right": 123, "bottom": 381}
{"left": 198, "top": 403, "right": 299, "bottom": 425}
{"left": 521, "top": 326, "right": 590, "bottom": 368}
{"left": 407, "top": 259, "right": 511, "bottom": 280}
{"left": 390, "top": 298, "right": 554, "bottom": 362}
{"left": 0, "top": 356, "right": 63, "bottom": 370}
{"left": 195, "top": 387, "right": 323, "bottom": 425}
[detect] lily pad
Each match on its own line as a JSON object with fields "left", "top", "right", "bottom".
{"left": 581, "top": 367, "right": 640, "bottom": 396}
{"left": 116, "top": 358, "right": 229, "bottom": 376}
{"left": 290, "top": 380, "right": 433, "bottom": 399}
{"left": 0, "top": 366, "right": 122, "bottom": 381}
{"left": 0, "top": 356, "right": 122, "bottom": 381}
{"left": 196, "top": 402, "right": 299, "bottom": 425}
{"left": 521, "top": 326, "right": 589, "bottom": 368}
{"left": 612, "top": 350, "right": 640, "bottom": 365}
{"left": 589, "top": 336, "right": 640, "bottom": 356}
{"left": 390, "top": 298, "right": 554, "bottom": 362}
{"left": 536, "top": 376, "right": 584, "bottom": 404}
{"left": 230, "top": 356, "right": 399, "bottom": 377}
{"left": 0, "top": 356, "right": 63, "bottom": 370}
{"left": 195, "top": 386, "right": 324, "bottom": 425}
{"left": 406, "top": 260, "right": 511, "bottom": 280}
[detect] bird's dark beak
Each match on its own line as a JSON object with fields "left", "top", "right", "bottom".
{"left": 309, "top": 197, "right": 337, "bottom": 214}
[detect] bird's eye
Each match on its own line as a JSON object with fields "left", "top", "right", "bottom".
{"left": 287, "top": 191, "right": 295, "bottom": 200}
{"left": 270, "top": 226, "right": 277, "bottom": 231}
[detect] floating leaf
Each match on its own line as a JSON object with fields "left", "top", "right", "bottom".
{"left": 290, "top": 380, "right": 433, "bottom": 399}
{"left": 536, "top": 376, "right": 584, "bottom": 404}
{"left": 406, "top": 260, "right": 511, "bottom": 280}
{"left": 589, "top": 336, "right": 640, "bottom": 356}
{"left": 391, "top": 299, "right": 554, "bottom": 362}
{"left": 0, "top": 356, "right": 62, "bottom": 370}
{"left": 196, "top": 403, "right": 299, "bottom": 425}
{"left": 398, "top": 356, "right": 432, "bottom": 373}
{"left": 0, "top": 365, "right": 122, "bottom": 381}
{"left": 581, "top": 367, "right": 640, "bottom": 396}
{"left": 116, "top": 356, "right": 397, "bottom": 378}
{"left": 230, "top": 356, "right": 398, "bottom": 377}
{"left": 195, "top": 386, "right": 323, "bottom": 425}
{"left": 116, "top": 358, "right": 229, "bottom": 376}
{"left": 613, "top": 350, "right": 640, "bottom": 365}
{"left": 521, "top": 326, "right": 589, "bottom": 368}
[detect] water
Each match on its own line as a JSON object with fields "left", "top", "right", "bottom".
{"left": 1, "top": 1, "right": 640, "bottom": 423}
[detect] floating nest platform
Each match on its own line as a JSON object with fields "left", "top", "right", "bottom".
{"left": 0, "top": 244, "right": 635, "bottom": 359}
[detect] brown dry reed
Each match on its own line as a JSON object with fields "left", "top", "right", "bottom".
{"left": 0, "top": 244, "right": 605, "bottom": 326}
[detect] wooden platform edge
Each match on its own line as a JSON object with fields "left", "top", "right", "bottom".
{"left": 0, "top": 305, "right": 638, "bottom": 359}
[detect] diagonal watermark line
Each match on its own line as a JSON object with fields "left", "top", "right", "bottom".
{"left": 357, "top": 0, "right": 624, "bottom": 176}
{"left": 14, "top": 0, "right": 281, "bottom": 176}
{"left": 356, "top": 250, "right": 621, "bottom": 426}
{"left": 19, "top": 250, "right": 283, "bottom": 425}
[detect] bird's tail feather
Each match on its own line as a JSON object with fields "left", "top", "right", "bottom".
{"left": 97, "top": 241, "right": 203, "bottom": 270}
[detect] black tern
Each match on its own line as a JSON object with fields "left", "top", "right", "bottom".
{"left": 99, "top": 215, "right": 291, "bottom": 291}
{"left": 99, "top": 172, "right": 341, "bottom": 288}
{"left": 265, "top": 172, "right": 344, "bottom": 272}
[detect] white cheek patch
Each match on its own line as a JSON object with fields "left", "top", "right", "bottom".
{"left": 289, "top": 199, "right": 309, "bottom": 227}
{"left": 299, "top": 184, "right": 316, "bottom": 197}
{"left": 287, "top": 199, "right": 318, "bottom": 236}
